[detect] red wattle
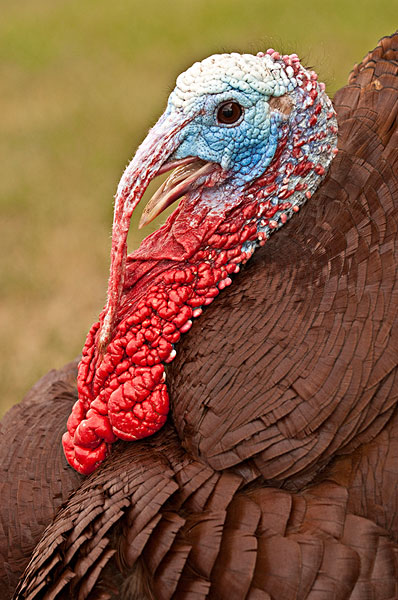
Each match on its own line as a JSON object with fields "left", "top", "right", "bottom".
{"left": 62, "top": 199, "right": 261, "bottom": 474}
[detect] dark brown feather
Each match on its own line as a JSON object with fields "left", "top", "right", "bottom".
{"left": 0, "top": 360, "right": 82, "bottom": 598}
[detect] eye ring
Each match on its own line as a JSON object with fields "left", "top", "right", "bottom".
{"left": 216, "top": 101, "right": 243, "bottom": 126}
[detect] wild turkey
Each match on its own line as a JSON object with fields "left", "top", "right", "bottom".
{"left": 1, "top": 33, "right": 398, "bottom": 599}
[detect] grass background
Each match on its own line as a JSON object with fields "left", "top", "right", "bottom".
{"left": 1, "top": 0, "right": 397, "bottom": 416}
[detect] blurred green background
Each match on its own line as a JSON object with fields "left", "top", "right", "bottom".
{"left": 1, "top": 0, "right": 397, "bottom": 416}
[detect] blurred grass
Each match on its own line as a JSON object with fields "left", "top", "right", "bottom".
{"left": 1, "top": 0, "right": 397, "bottom": 416}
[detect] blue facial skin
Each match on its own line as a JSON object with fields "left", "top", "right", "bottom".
{"left": 169, "top": 88, "right": 290, "bottom": 187}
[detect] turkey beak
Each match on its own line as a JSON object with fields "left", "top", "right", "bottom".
{"left": 139, "top": 158, "right": 216, "bottom": 228}
{"left": 98, "top": 111, "right": 199, "bottom": 351}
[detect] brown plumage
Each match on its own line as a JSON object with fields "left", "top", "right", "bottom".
{"left": 1, "top": 33, "right": 398, "bottom": 599}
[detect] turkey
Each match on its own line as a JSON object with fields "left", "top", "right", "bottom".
{"left": 1, "top": 33, "right": 398, "bottom": 599}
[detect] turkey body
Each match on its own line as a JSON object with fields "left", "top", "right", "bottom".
{"left": 1, "top": 34, "right": 398, "bottom": 599}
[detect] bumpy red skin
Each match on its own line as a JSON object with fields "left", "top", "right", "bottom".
{"left": 63, "top": 204, "right": 265, "bottom": 473}
{"left": 62, "top": 136, "right": 315, "bottom": 474}
{"left": 63, "top": 58, "right": 337, "bottom": 475}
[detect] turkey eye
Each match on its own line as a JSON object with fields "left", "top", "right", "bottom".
{"left": 217, "top": 101, "right": 243, "bottom": 125}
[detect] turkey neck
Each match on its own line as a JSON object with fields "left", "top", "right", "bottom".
{"left": 63, "top": 73, "right": 338, "bottom": 475}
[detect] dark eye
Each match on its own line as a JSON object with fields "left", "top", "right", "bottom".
{"left": 216, "top": 101, "right": 243, "bottom": 125}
